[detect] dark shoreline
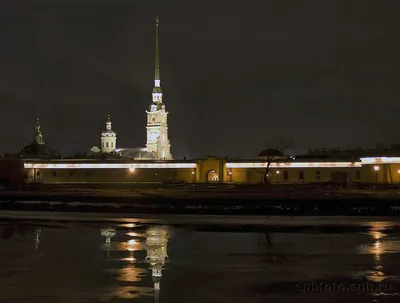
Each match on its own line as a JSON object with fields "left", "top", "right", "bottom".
{"left": 1, "top": 191, "right": 400, "bottom": 216}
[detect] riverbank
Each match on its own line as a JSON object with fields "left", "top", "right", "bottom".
{"left": 1, "top": 184, "right": 400, "bottom": 215}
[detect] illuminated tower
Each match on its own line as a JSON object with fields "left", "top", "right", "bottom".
{"left": 146, "top": 17, "right": 172, "bottom": 160}
{"left": 34, "top": 118, "right": 45, "bottom": 144}
{"left": 145, "top": 226, "right": 169, "bottom": 303}
{"left": 101, "top": 114, "right": 117, "bottom": 153}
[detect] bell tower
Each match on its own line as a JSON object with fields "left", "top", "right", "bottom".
{"left": 146, "top": 16, "right": 172, "bottom": 160}
{"left": 101, "top": 114, "right": 117, "bottom": 153}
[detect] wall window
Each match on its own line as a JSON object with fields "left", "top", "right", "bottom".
{"left": 106, "top": 142, "right": 109, "bottom": 148}
{"left": 356, "top": 170, "right": 361, "bottom": 180}
{"left": 316, "top": 171, "right": 321, "bottom": 180}
{"left": 299, "top": 171, "right": 304, "bottom": 180}
{"left": 111, "top": 142, "right": 113, "bottom": 148}
{"left": 284, "top": 171, "right": 289, "bottom": 180}
{"left": 69, "top": 172, "right": 73, "bottom": 177}
{"left": 36, "top": 171, "right": 40, "bottom": 176}
{"left": 52, "top": 171, "right": 57, "bottom": 177}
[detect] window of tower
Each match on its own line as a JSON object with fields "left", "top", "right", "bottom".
{"left": 111, "top": 142, "right": 113, "bottom": 148}
{"left": 106, "top": 142, "right": 109, "bottom": 148}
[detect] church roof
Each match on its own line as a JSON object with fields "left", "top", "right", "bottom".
{"left": 116, "top": 148, "right": 155, "bottom": 159}
{"left": 19, "top": 118, "right": 61, "bottom": 159}
{"left": 20, "top": 142, "right": 61, "bottom": 159}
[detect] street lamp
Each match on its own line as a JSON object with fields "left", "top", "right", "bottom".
{"left": 128, "top": 166, "right": 135, "bottom": 191}
{"left": 373, "top": 166, "right": 379, "bottom": 189}
{"left": 397, "top": 169, "right": 400, "bottom": 189}
{"left": 276, "top": 170, "right": 280, "bottom": 184}
{"left": 228, "top": 170, "right": 233, "bottom": 182}
{"left": 191, "top": 170, "right": 195, "bottom": 183}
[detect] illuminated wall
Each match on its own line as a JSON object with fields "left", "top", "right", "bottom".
{"left": 22, "top": 157, "right": 400, "bottom": 184}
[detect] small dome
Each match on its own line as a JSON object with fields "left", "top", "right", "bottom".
{"left": 258, "top": 149, "right": 284, "bottom": 157}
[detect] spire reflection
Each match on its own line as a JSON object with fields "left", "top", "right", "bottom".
{"left": 35, "top": 227, "right": 41, "bottom": 250}
{"left": 100, "top": 225, "right": 170, "bottom": 301}
{"left": 146, "top": 225, "right": 169, "bottom": 303}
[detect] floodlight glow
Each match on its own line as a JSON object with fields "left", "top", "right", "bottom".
{"left": 24, "top": 162, "right": 196, "bottom": 169}
{"left": 226, "top": 162, "right": 362, "bottom": 168}
{"left": 361, "top": 157, "right": 400, "bottom": 164}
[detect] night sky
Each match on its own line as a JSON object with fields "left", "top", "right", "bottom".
{"left": 1, "top": 0, "right": 399, "bottom": 159}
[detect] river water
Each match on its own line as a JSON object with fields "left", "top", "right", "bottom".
{"left": 0, "top": 212, "right": 399, "bottom": 303}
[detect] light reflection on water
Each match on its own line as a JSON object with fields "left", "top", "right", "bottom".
{"left": 0, "top": 219, "right": 399, "bottom": 302}
{"left": 100, "top": 225, "right": 169, "bottom": 301}
{"left": 356, "top": 222, "right": 400, "bottom": 284}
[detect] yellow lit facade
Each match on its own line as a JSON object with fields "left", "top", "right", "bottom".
{"left": 22, "top": 157, "right": 400, "bottom": 184}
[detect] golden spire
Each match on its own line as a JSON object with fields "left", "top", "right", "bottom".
{"left": 153, "top": 16, "right": 161, "bottom": 94}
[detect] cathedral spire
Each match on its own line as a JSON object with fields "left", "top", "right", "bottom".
{"left": 153, "top": 16, "right": 162, "bottom": 95}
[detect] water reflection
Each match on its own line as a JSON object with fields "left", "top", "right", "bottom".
{"left": 35, "top": 227, "right": 41, "bottom": 250}
{"left": 0, "top": 223, "right": 43, "bottom": 250}
{"left": 100, "top": 225, "right": 169, "bottom": 301}
{"left": 357, "top": 222, "right": 400, "bottom": 283}
{"left": 146, "top": 226, "right": 169, "bottom": 303}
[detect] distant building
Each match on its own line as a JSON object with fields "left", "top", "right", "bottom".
{"left": 100, "top": 115, "right": 117, "bottom": 153}
{"left": 19, "top": 119, "right": 60, "bottom": 159}
{"left": 145, "top": 17, "right": 172, "bottom": 160}
{"left": 14, "top": 18, "right": 400, "bottom": 185}
{"left": 305, "top": 143, "right": 400, "bottom": 159}
{"left": 97, "top": 17, "right": 172, "bottom": 160}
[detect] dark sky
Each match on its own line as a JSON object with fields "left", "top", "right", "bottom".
{"left": 1, "top": 0, "right": 399, "bottom": 158}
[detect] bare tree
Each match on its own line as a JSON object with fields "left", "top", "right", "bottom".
{"left": 261, "top": 134, "right": 294, "bottom": 184}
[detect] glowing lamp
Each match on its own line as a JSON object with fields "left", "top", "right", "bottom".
{"left": 192, "top": 171, "right": 195, "bottom": 175}
{"left": 276, "top": 170, "right": 280, "bottom": 174}
{"left": 228, "top": 171, "right": 232, "bottom": 175}
{"left": 398, "top": 169, "right": 400, "bottom": 174}
{"left": 129, "top": 167, "right": 135, "bottom": 173}
{"left": 374, "top": 166, "right": 379, "bottom": 171}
